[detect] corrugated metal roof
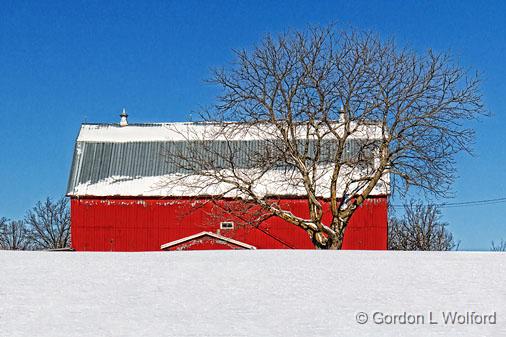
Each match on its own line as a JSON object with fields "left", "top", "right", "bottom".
{"left": 67, "top": 123, "right": 380, "bottom": 196}
{"left": 68, "top": 140, "right": 264, "bottom": 192}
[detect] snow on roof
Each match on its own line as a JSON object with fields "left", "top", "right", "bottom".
{"left": 69, "top": 171, "right": 389, "bottom": 198}
{"left": 68, "top": 122, "right": 389, "bottom": 197}
{"left": 77, "top": 123, "right": 246, "bottom": 142}
{"left": 1, "top": 250, "right": 504, "bottom": 337}
{"left": 160, "top": 231, "right": 257, "bottom": 250}
{"left": 76, "top": 121, "right": 384, "bottom": 143}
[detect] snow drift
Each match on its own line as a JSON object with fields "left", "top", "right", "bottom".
{"left": 0, "top": 250, "right": 504, "bottom": 337}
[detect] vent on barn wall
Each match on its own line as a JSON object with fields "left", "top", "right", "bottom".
{"left": 220, "top": 221, "right": 234, "bottom": 230}
{"left": 120, "top": 108, "right": 128, "bottom": 127}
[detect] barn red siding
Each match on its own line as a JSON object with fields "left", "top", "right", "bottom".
{"left": 70, "top": 197, "right": 387, "bottom": 251}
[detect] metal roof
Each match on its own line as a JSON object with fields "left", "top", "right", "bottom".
{"left": 67, "top": 139, "right": 282, "bottom": 194}
{"left": 67, "top": 123, "right": 380, "bottom": 196}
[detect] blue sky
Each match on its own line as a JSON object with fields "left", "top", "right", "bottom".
{"left": 0, "top": 0, "right": 505, "bottom": 250}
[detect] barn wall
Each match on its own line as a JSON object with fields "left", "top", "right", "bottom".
{"left": 70, "top": 197, "right": 387, "bottom": 251}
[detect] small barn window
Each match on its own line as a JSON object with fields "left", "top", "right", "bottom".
{"left": 220, "top": 221, "right": 234, "bottom": 230}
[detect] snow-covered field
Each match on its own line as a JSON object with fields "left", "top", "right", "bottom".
{"left": 0, "top": 250, "right": 504, "bottom": 337}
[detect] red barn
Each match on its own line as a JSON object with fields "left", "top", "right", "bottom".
{"left": 67, "top": 116, "right": 389, "bottom": 251}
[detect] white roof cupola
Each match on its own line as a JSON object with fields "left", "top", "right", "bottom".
{"left": 120, "top": 108, "right": 128, "bottom": 127}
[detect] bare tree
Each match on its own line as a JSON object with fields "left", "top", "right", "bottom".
{"left": 388, "top": 201, "right": 458, "bottom": 251}
{"left": 163, "top": 26, "right": 484, "bottom": 249}
{"left": 25, "top": 197, "right": 71, "bottom": 249}
{"left": 0, "top": 218, "right": 32, "bottom": 250}
{"left": 0, "top": 217, "right": 5, "bottom": 238}
{"left": 490, "top": 239, "right": 506, "bottom": 252}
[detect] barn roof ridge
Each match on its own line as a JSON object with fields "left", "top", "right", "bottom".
{"left": 81, "top": 121, "right": 238, "bottom": 126}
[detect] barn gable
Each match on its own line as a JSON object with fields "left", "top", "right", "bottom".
{"left": 160, "top": 231, "right": 257, "bottom": 250}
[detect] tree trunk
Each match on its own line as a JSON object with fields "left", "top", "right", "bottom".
{"left": 328, "top": 238, "right": 343, "bottom": 250}
{"left": 312, "top": 231, "right": 344, "bottom": 250}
